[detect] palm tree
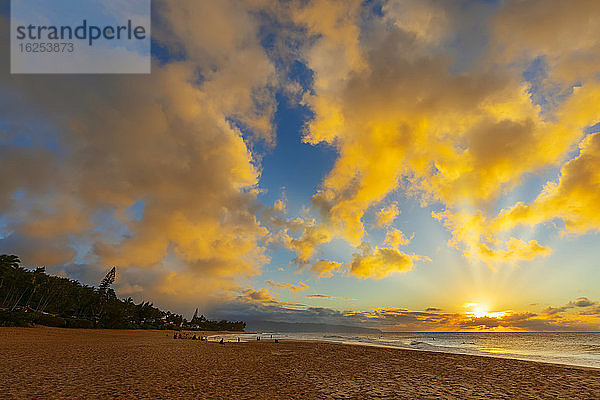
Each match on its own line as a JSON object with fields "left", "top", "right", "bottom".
{"left": 0, "top": 255, "right": 21, "bottom": 270}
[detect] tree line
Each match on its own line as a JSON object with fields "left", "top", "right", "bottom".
{"left": 0, "top": 254, "right": 245, "bottom": 331}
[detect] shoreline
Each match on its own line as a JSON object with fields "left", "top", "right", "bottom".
{"left": 214, "top": 331, "right": 600, "bottom": 370}
{"left": 286, "top": 338, "right": 600, "bottom": 372}
{"left": 301, "top": 338, "right": 600, "bottom": 371}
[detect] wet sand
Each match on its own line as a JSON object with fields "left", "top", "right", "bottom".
{"left": 1, "top": 327, "right": 599, "bottom": 399}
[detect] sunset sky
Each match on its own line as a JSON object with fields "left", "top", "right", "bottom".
{"left": 1, "top": 0, "right": 600, "bottom": 331}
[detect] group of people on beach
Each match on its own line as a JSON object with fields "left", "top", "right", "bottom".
{"left": 171, "top": 332, "right": 279, "bottom": 343}
{"left": 172, "top": 332, "right": 209, "bottom": 341}
{"left": 171, "top": 332, "right": 243, "bottom": 343}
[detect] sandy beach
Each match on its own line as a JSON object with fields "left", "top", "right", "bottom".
{"left": 1, "top": 327, "right": 599, "bottom": 399}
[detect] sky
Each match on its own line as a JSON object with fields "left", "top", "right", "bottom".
{"left": 1, "top": 0, "right": 600, "bottom": 331}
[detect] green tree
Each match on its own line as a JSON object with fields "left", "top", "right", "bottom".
{"left": 99, "top": 267, "right": 116, "bottom": 291}
{"left": 1, "top": 254, "right": 246, "bottom": 331}
{"left": 0, "top": 254, "right": 21, "bottom": 270}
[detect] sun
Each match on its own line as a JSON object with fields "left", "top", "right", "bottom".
{"left": 464, "top": 302, "right": 509, "bottom": 319}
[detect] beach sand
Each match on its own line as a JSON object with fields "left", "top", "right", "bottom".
{"left": 1, "top": 327, "right": 599, "bottom": 399}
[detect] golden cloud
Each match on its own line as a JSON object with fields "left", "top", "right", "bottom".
{"left": 0, "top": 2, "right": 277, "bottom": 306}
{"left": 347, "top": 244, "right": 430, "bottom": 279}
{"left": 357, "top": 298, "right": 600, "bottom": 331}
{"left": 266, "top": 280, "right": 310, "bottom": 293}
{"left": 238, "top": 286, "right": 306, "bottom": 308}
{"left": 288, "top": 0, "right": 600, "bottom": 267}
{"left": 310, "top": 260, "right": 343, "bottom": 278}
{"left": 306, "top": 294, "right": 358, "bottom": 301}
{"left": 494, "top": 133, "right": 600, "bottom": 236}
{"left": 375, "top": 203, "right": 400, "bottom": 227}
{"left": 3, "top": 0, "right": 600, "bottom": 312}
{"left": 383, "top": 229, "right": 413, "bottom": 248}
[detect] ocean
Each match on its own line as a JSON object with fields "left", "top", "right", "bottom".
{"left": 211, "top": 331, "right": 600, "bottom": 368}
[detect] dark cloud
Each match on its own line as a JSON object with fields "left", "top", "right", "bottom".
{"left": 306, "top": 294, "right": 358, "bottom": 301}
{"left": 207, "top": 300, "right": 600, "bottom": 332}
{"left": 543, "top": 297, "right": 598, "bottom": 315}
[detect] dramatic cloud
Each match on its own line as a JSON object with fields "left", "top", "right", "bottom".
{"left": 0, "top": 1, "right": 277, "bottom": 309}
{"left": 2, "top": 0, "right": 600, "bottom": 321}
{"left": 543, "top": 297, "right": 598, "bottom": 315}
{"left": 223, "top": 296, "right": 599, "bottom": 332}
{"left": 286, "top": 0, "right": 600, "bottom": 267}
{"left": 308, "top": 243, "right": 429, "bottom": 280}
{"left": 340, "top": 305, "right": 599, "bottom": 332}
{"left": 493, "top": 0, "right": 600, "bottom": 84}
{"left": 493, "top": 133, "right": 600, "bottom": 236}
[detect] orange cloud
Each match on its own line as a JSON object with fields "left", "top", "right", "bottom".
{"left": 355, "top": 298, "right": 600, "bottom": 331}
